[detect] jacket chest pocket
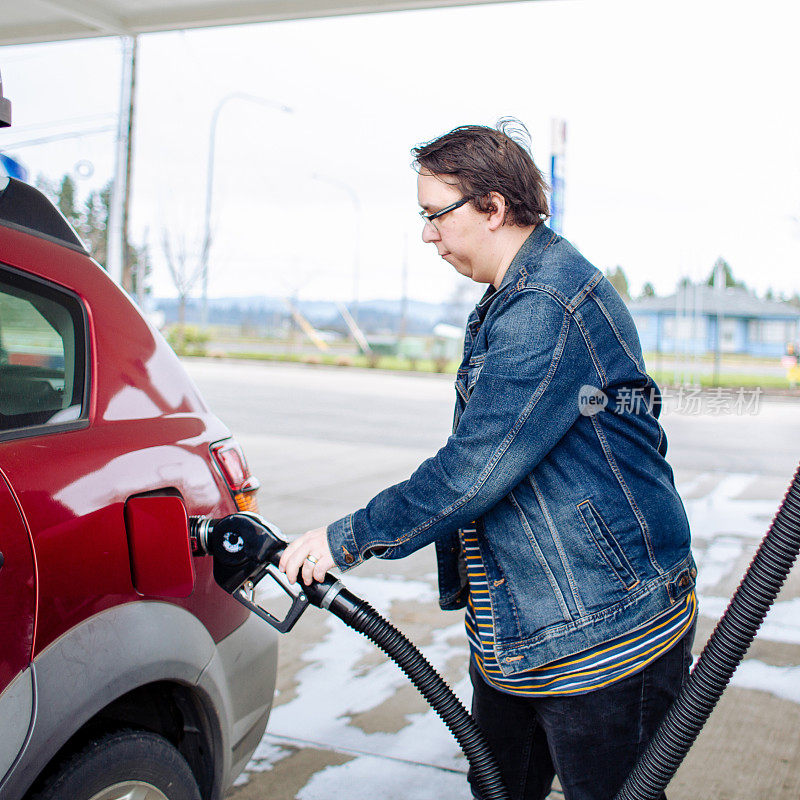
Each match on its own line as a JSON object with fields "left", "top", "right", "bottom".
{"left": 577, "top": 500, "right": 639, "bottom": 590}
{"left": 467, "top": 354, "right": 485, "bottom": 389}
{"left": 456, "top": 354, "right": 486, "bottom": 403}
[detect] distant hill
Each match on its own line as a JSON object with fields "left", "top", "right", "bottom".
{"left": 154, "top": 295, "right": 474, "bottom": 336}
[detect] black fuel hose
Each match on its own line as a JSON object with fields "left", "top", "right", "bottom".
{"left": 305, "top": 577, "right": 511, "bottom": 800}
{"left": 193, "top": 512, "right": 509, "bottom": 800}
{"left": 614, "top": 461, "right": 800, "bottom": 800}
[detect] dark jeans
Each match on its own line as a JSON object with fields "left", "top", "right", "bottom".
{"left": 468, "top": 625, "right": 695, "bottom": 800}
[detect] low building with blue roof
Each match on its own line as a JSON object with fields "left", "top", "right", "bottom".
{"left": 627, "top": 284, "right": 800, "bottom": 358}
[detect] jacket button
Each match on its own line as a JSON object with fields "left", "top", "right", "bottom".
{"left": 344, "top": 554, "right": 355, "bottom": 564}
{"left": 690, "top": 567, "right": 697, "bottom": 579}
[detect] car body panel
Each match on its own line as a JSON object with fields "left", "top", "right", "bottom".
{"left": 0, "top": 225, "right": 251, "bottom": 653}
{"left": 0, "top": 667, "right": 34, "bottom": 787}
{"left": 197, "top": 611, "right": 279, "bottom": 796}
{"left": 1, "top": 421, "right": 249, "bottom": 653}
{"left": 0, "top": 601, "right": 220, "bottom": 800}
{"left": 0, "top": 467, "right": 35, "bottom": 692}
{"left": 0, "top": 197, "right": 277, "bottom": 799}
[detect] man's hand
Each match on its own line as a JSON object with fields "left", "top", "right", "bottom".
{"left": 279, "top": 526, "right": 336, "bottom": 585}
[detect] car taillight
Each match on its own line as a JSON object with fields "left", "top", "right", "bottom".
{"left": 211, "top": 439, "right": 260, "bottom": 513}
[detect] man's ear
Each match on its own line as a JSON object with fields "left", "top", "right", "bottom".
{"left": 486, "top": 191, "right": 507, "bottom": 231}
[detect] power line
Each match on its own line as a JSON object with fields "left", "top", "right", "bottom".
{"left": 7, "top": 112, "right": 115, "bottom": 134}
{"left": 0, "top": 125, "right": 115, "bottom": 149}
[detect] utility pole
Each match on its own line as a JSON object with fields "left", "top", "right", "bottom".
{"left": 121, "top": 36, "right": 138, "bottom": 293}
{"left": 712, "top": 259, "right": 725, "bottom": 386}
{"left": 399, "top": 232, "right": 408, "bottom": 341}
{"left": 107, "top": 36, "right": 137, "bottom": 290}
{"left": 0, "top": 68, "right": 11, "bottom": 127}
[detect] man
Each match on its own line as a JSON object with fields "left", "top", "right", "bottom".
{"left": 280, "top": 122, "right": 696, "bottom": 800}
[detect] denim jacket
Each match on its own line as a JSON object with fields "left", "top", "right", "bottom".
{"left": 326, "top": 224, "right": 695, "bottom": 675}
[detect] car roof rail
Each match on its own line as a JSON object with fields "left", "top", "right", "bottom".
{"left": 0, "top": 178, "right": 87, "bottom": 251}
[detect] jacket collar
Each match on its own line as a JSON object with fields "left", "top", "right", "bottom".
{"left": 494, "top": 222, "right": 555, "bottom": 295}
{"left": 473, "top": 223, "right": 555, "bottom": 313}
{"left": 469, "top": 223, "right": 556, "bottom": 322}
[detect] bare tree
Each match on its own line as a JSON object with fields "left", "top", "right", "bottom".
{"left": 161, "top": 229, "right": 203, "bottom": 348}
{"left": 443, "top": 279, "right": 477, "bottom": 327}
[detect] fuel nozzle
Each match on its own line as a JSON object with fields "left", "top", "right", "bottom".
{"left": 191, "top": 511, "right": 361, "bottom": 632}
{"left": 191, "top": 512, "right": 311, "bottom": 632}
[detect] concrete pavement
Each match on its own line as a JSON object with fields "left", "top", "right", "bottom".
{"left": 184, "top": 359, "right": 800, "bottom": 800}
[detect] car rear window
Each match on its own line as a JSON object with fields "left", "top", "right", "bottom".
{"left": 0, "top": 268, "right": 87, "bottom": 434}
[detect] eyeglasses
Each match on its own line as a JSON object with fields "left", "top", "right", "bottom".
{"left": 419, "top": 196, "right": 470, "bottom": 231}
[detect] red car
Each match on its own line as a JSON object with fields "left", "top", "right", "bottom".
{"left": 0, "top": 171, "right": 278, "bottom": 798}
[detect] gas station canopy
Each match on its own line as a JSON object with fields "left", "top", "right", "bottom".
{"left": 0, "top": 0, "right": 528, "bottom": 45}
{"left": 0, "top": 0, "right": 537, "bottom": 289}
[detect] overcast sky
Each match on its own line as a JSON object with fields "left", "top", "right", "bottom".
{"left": 1, "top": 0, "right": 799, "bottom": 305}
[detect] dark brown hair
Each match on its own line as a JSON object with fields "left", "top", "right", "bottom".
{"left": 412, "top": 118, "right": 550, "bottom": 227}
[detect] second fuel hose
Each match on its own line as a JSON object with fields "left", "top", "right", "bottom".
{"left": 614, "top": 461, "right": 800, "bottom": 800}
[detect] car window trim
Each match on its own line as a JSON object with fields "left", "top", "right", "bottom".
{"left": 0, "top": 418, "right": 91, "bottom": 443}
{"left": 0, "top": 218, "right": 90, "bottom": 256}
{"left": 0, "top": 263, "right": 91, "bottom": 440}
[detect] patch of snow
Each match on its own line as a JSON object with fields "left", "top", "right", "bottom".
{"left": 246, "top": 740, "right": 293, "bottom": 772}
{"left": 698, "top": 596, "right": 800, "bottom": 645}
{"left": 297, "top": 754, "right": 471, "bottom": 800}
{"left": 731, "top": 660, "right": 800, "bottom": 705}
{"left": 680, "top": 473, "right": 775, "bottom": 542}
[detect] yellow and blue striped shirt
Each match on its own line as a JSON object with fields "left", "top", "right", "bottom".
{"left": 460, "top": 528, "right": 696, "bottom": 696}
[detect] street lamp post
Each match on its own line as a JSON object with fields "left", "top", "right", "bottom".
{"left": 200, "top": 93, "right": 292, "bottom": 328}
{"left": 312, "top": 172, "right": 361, "bottom": 325}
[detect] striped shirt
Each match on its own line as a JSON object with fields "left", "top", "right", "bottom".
{"left": 460, "top": 528, "right": 696, "bottom": 697}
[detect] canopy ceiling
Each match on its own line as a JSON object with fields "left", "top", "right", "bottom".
{"left": 0, "top": 0, "right": 533, "bottom": 45}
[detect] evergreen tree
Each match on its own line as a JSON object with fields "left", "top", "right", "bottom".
{"left": 38, "top": 173, "right": 150, "bottom": 297}
{"left": 80, "top": 184, "right": 109, "bottom": 265}
{"left": 641, "top": 282, "right": 656, "bottom": 298}
{"left": 34, "top": 174, "right": 58, "bottom": 202}
{"left": 705, "top": 257, "right": 745, "bottom": 289}
{"left": 57, "top": 175, "right": 80, "bottom": 229}
{"left": 605, "top": 266, "right": 630, "bottom": 299}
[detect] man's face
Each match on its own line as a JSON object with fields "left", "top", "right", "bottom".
{"left": 417, "top": 170, "right": 492, "bottom": 283}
